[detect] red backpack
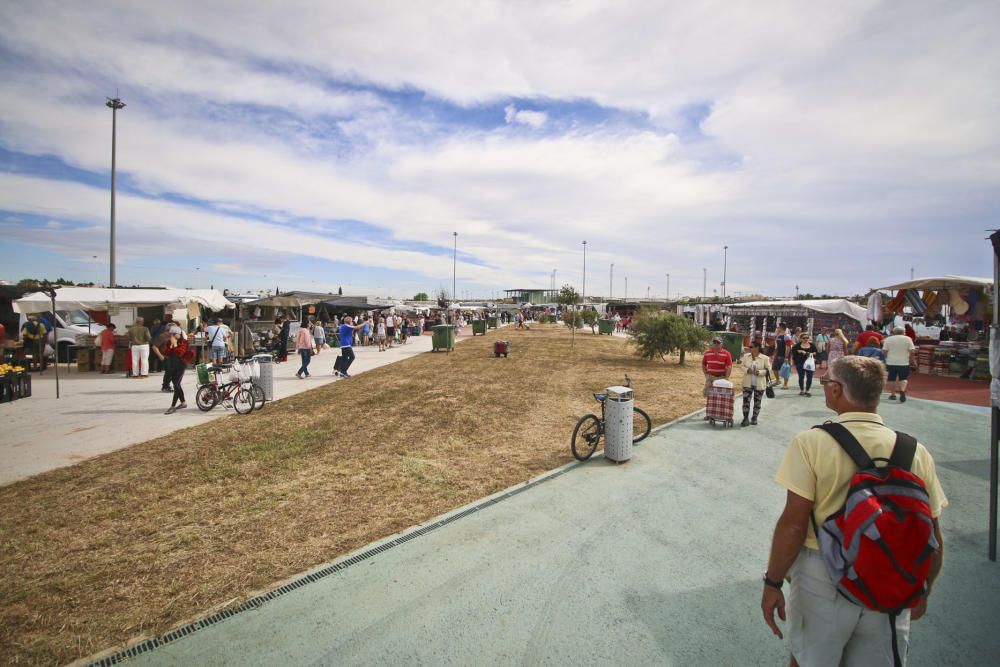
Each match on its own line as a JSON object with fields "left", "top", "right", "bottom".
{"left": 812, "top": 423, "right": 937, "bottom": 665}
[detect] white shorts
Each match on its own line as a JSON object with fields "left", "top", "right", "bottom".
{"left": 101, "top": 348, "right": 115, "bottom": 365}
{"left": 788, "top": 548, "right": 911, "bottom": 666}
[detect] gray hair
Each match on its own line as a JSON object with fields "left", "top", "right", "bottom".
{"left": 893, "top": 326, "right": 905, "bottom": 334}
{"left": 829, "top": 356, "right": 886, "bottom": 408}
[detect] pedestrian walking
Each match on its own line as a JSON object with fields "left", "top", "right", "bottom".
{"left": 790, "top": 332, "right": 818, "bottom": 396}
{"left": 98, "top": 322, "right": 117, "bottom": 374}
{"left": 375, "top": 317, "right": 387, "bottom": 351}
{"left": 883, "top": 326, "right": 917, "bottom": 402}
{"left": 771, "top": 325, "right": 793, "bottom": 389}
{"left": 702, "top": 336, "right": 733, "bottom": 397}
{"left": 205, "top": 318, "right": 228, "bottom": 367}
{"left": 313, "top": 320, "right": 326, "bottom": 355}
{"left": 828, "top": 328, "right": 849, "bottom": 367}
{"left": 295, "top": 320, "right": 314, "bottom": 378}
{"left": 155, "top": 325, "right": 192, "bottom": 414}
{"left": 740, "top": 342, "right": 770, "bottom": 426}
{"left": 762, "top": 356, "right": 946, "bottom": 666}
{"left": 334, "top": 315, "right": 365, "bottom": 378}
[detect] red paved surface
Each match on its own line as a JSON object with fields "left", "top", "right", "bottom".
{"left": 903, "top": 372, "right": 989, "bottom": 407}
{"left": 811, "top": 367, "right": 989, "bottom": 407}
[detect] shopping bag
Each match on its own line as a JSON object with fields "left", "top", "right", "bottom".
{"left": 765, "top": 371, "right": 776, "bottom": 398}
{"left": 804, "top": 356, "right": 816, "bottom": 372}
{"left": 779, "top": 361, "right": 791, "bottom": 380}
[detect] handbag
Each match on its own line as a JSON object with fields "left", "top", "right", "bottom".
{"left": 804, "top": 355, "right": 816, "bottom": 372}
{"left": 765, "top": 371, "right": 776, "bottom": 399}
{"left": 779, "top": 361, "right": 791, "bottom": 380}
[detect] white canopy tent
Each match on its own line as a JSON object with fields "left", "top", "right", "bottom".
{"left": 875, "top": 275, "right": 992, "bottom": 292}
{"left": 14, "top": 287, "right": 234, "bottom": 314}
{"left": 727, "top": 299, "right": 868, "bottom": 324}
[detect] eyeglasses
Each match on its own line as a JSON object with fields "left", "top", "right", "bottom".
{"left": 819, "top": 377, "right": 841, "bottom": 386}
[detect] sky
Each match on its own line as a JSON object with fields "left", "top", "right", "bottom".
{"left": 0, "top": 1, "right": 997, "bottom": 301}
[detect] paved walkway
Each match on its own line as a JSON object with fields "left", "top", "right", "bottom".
{"left": 108, "top": 390, "right": 997, "bottom": 666}
{"left": 1, "top": 329, "right": 478, "bottom": 485}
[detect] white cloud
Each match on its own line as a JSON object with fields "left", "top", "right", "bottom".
{"left": 504, "top": 104, "right": 547, "bottom": 129}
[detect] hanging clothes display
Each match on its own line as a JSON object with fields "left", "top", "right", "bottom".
{"left": 867, "top": 292, "right": 883, "bottom": 323}
{"left": 948, "top": 288, "right": 970, "bottom": 316}
{"left": 904, "top": 290, "right": 927, "bottom": 315}
{"left": 885, "top": 290, "right": 908, "bottom": 314}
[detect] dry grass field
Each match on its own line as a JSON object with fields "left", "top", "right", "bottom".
{"left": 0, "top": 325, "right": 709, "bottom": 664}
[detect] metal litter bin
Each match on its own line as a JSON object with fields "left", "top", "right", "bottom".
{"left": 487, "top": 316, "right": 499, "bottom": 329}
{"left": 254, "top": 353, "right": 274, "bottom": 401}
{"left": 598, "top": 319, "right": 615, "bottom": 335}
{"left": 603, "top": 385, "right": 634, "bottom": 462}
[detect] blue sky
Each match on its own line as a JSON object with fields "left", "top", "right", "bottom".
{"left": 0, "top": 1, "right": 997, "bottom": 300}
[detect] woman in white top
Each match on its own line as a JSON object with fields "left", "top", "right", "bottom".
{"left": 312, "top": 321, "right": 326, "bottom": 355}
{"left": 740, "top": 342, "right": 771, "bottom": 427}
{"left": 376, "top": 317, "right": 387, "bottom": 352}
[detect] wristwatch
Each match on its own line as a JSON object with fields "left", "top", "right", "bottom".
{"left": 763, "top": 572, "right": 784, "bottom": 590}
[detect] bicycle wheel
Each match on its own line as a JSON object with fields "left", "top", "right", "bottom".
{"left": 195, "top": 385, "right": 218, "bottom": 412}
{"left": 249, "top": 383, "right": 266, "bottom": 409}
{"left": 632, "top": 406, "right": 652, "bottom": 443}
{"left": 571, "top": 414, "right": 602, "bottom": 461}
{"left": 233, "top": 387, "right": 256, "bottom": 414}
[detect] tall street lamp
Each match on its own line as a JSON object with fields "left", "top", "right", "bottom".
{"left": 106, "top": 96, "right": 125, "bottom": 287}
{"left": 610, "top": 263, "right": 614, "bottom": 300}
{"left": 722, "top": 245, "right": 728, "bottom": 299}
{"left": 703, "top": 268, "right": 707, "bottom": 298}
{"left": 452, "top": 232, "right": 458, "bottom": 303}
{"left": 581, "top": 240, "right": 587, "bottom": 302}
{"left": 666, "top": 273, "right": 670, "bottom": 302}
{"left": 625, "top": 276, "right": 628, "bottom": 301}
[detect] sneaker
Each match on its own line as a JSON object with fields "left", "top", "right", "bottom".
{"left": 900, "top": 392, "right": 907, "bottom": 403}
{"left": 741, "top": 419, "right": 750, "bottom": 427}
{"left": 888, "top": 394, "right": 897, "bottom": 401}
{"left": 296, "top": 372, "right": 302, "bottom": 379}
{"left": 177, "top": 402, "right": 187, "bottom": 410}
{"left": 333, "top": 370, "right": 341, "bottom": 377}
{"left": 161, "top": 387, "right": 172, "bottom": 393}
{"left": 164, "top": 406, "right": 176, "bottom": 414}
{"left": 342, "top": 372, "right": 351, "bottom": 379}
{"left": 805, "top": 392, "right": 811, "bottom": 397}
{"left": 750, "top": 419, "right": 758, "bottom": 426}
{"left": 799, "top": 391, "right": 805, "bottom": 396}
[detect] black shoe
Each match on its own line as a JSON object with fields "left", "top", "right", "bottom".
{"left": 161, "top": 387, "right": 172, "bottom": 393}
{"left": 750, "top": 419, "right": 758, "bottom": 426}
{"left": 741, "top": 419, "right": 749, "bottom": 427}
{"left": 888, "top": 394, "right": 897, "bottom": 401}
{"left": 342, "top": 372, "right": 351, "bottom": 379}
{"left": 899, "top": 392, "right": 906, "bottom": 403}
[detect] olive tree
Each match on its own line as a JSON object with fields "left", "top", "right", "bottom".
{"left": 630, "top": 309, "right": 711, "bottom": 365}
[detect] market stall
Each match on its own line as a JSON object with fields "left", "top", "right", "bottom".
{"left": 874, "top": 275, "right": 992, "bottom": 380}
{"left": 725, "top": 299, "right": 868, "bottom": 351}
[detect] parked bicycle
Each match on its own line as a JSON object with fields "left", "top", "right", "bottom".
{"left": 571, "top": 374, "right": 652, "bottom": 461}
{"left": 195, "top": 357, "right": 263, "bottom": 414}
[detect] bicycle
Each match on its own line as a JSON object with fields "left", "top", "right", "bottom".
{"left": 571, "top": 374, "right": 652, "bottom": 461}
{"left": 195, "top": 360, "right": 258, "bottom": 414}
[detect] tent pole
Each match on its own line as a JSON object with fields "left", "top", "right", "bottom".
{"left": 990, "top": 233, "right": 999, "bottom": 561}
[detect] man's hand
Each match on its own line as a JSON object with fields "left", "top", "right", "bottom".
{"left": 761, "top": 586, "right": 786, "bottom": 639}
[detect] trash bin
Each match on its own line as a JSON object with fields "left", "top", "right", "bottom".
{"left": 713, "top": 331, "right": 744, "bottom": 361}
{"left": 487, "top": 316, "right": 499, "bottom": 329}
{"left": 432, "top": 324, "right": 455, "bottom": 352}
{"left": 603, "top": 385, "right": 634, "bottom": 462}
{"left": 598, "top": 319, "right": 615, "bottom": 335}
{"left": 493, "top": 340, "right": 510, "bottom": 357}
{"left": 254, "top": 353, "right": 274, "bottom": 401}
{"left": 195, "top": 363, "right": 210, "bottom": 385}
{"left": 472, "top": 319, "right": 487, "bottom": 336}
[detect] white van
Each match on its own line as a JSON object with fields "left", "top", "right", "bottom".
{"left": 19, "top": 309, "right": 106, "bottom": 361}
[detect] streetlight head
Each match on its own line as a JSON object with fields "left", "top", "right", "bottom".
{"left": 106, "top": 97, "right": 126, "bottom": 110}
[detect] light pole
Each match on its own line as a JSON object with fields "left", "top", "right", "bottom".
{"left": 106, "top": 96, "right": 125, "bottom": 287}
{"left": 552, "top": 269, "right": 557, "bottom": 296}
{"left": 452, "top": 231, "right": 457, "bottom": 300}
{"left": 666, "top": 273, "right": 670, "bottom": 302}
{"left": 722, "top": 245, "right": 728, "bottom": 299}
{"left": 647, "top": 286, "right": 650, "bottom": 300}
{"left": 610, "top": 263, "right": 614, "bottom": 300}
{"left": 625, "top": 276, "right": 628, "bottom": 301}
{"left": 703, "top": 268, "right": 707, "bottom": 298}
{"left": 581, "top": 240, "right": 587, "bottom": 302}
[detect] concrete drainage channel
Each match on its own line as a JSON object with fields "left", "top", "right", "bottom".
{"left": 84, "top": 408, "right": 703, "bottom": 666}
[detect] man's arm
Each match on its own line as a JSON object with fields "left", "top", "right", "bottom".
{"left": 761, "top": 490, "right": 813, "bottom": 640}
{"left": 912, "top": 518, "right": 944, "bottom": 621}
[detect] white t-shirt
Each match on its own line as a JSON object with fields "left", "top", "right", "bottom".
{"left": 882, "top": 334, "right": 915, "bottom": 366}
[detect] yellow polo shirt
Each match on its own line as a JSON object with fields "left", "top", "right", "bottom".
{"left": 775, "top": 412, "right": 948, "bottom": 550}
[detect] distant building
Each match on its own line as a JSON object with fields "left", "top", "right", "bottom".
{"left": 503, "top": 288, "right": 556, "bottom": 305}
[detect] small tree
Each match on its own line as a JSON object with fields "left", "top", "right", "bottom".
{"left": 413, "top": 292, "right": 429, "bottom": 301}
{"left": 631, "top": 310, "right": 711, "bottom": 365}
{"left": 436, "top": 287, "right": 450, "bottom": 309}
{"left": 561, "top": 310, "right": 583, "bottom": 328}
{"left": 581, "top": 309, "right": 599, "bottom": 333}
{"left": 555, "top": 284, "right": 580, "bottom": 308}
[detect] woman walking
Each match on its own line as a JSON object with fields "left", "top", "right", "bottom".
{"left": 790, "top": 332, "right": 819, "bottom": 396}
{"left": 740, "top": 342, "right": 771, "bottom": 426}
{"left": 312, "top": 320, "right": 326, "bottom": 355}
{"left": 828, "top": 328, "right": 849, "bottom": 367}
{"left": 295, "top": 321, "right": 314, "bottom": 378}
{"left": 155, "top": 325, "right": 191, "bottom": 414}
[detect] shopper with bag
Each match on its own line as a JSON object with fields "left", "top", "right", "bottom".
{"left": 790, "top": 332, "right": 818, "bottom": 396}
{"left": 739, "top": 342, "right": 771, "bottom": 426}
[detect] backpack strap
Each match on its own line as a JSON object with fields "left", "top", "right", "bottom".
{"left": 888, "top": 431, "right": 917, "bottom": 472}
{"left": 813, "top": 422, "right": 875, "bottom": 470}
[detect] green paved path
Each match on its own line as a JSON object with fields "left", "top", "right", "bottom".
{"left": 121, "top": 390, "right": 998, "bottom": 666}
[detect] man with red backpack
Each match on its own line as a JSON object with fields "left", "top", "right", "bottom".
{"left": 761, "top": 356, "right": 947, "bottom": 666}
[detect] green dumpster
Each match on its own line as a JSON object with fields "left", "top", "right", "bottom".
{"left": 598, "top": 319, "right": 615, "bottom": 335}
{"left": 487, "top": 316, "right": 499, "bottom": 329}
{"left": 472, "top": 319, "right": 487, "bottom": 336}
{"left": 432, "top": 324, "right": 455, "bottom": 352}
{"left": 713, "top": 331, "right": 744, "bottom": 361}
